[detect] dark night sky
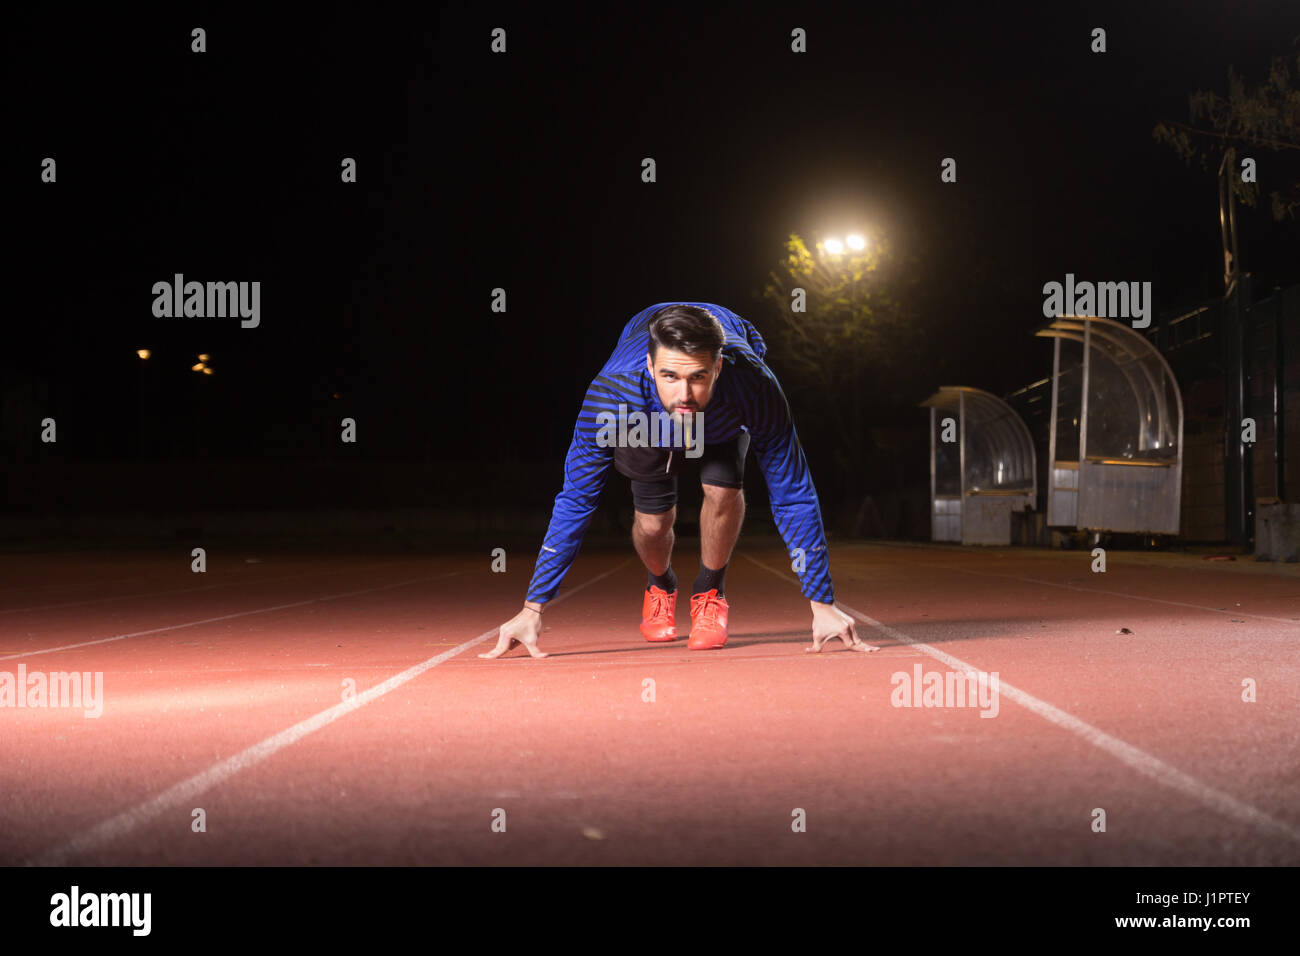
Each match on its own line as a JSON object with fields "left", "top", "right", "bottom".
{"left": 5, "top": 1, "right": 1299, "bottom": 473}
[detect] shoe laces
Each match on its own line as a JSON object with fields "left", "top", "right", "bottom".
{"left": 647, "top": 589, "right": 671, "bottom": 619}
{"left": 692, "top": 590, "right": 723, "bottom": 624}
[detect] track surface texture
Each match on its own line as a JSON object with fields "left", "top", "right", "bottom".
{"left": 2, "top": 537, "right": 1297, "bottom": 866}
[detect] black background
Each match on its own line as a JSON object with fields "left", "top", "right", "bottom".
{"left": 4, "top": 1, "right": 1298, "bottom": 506}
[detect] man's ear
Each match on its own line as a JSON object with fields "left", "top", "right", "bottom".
{"left": 646, "top": 352, "right": 654, "bottom": 375}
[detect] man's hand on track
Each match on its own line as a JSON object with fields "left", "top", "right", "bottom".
{"left": 480, "top": 606, "right": 548, "bottom": 659}
{"left": 806, "top": 601, "right": 879, "bottom": 654}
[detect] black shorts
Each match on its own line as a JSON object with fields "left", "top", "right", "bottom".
{"left": 613, "top": 431, "right": 750, "bottom": 514}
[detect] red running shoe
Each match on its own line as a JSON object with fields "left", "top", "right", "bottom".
{"left": 640, "top": 586, "right": 678, "bottom": 642}
{"left": 688, "top": 588, "right": 729, "bottom": 650}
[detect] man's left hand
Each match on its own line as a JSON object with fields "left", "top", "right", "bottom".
{"left": 807, "top": 601, "right": 879, "bottom": 653}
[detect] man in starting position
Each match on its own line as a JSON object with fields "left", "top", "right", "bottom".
{"left": 482, "top": 302, "right": 873, "bottom": 659}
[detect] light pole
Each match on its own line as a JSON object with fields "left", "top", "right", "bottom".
{"left": 816, "top": 230, "right": 873, "bottom": 502}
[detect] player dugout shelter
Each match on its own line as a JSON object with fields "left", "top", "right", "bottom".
{"left": 1034, "top": 315, "right": 1183, "bottom": 535}
{"left": 920, "top": 386, "right": 1037, "bottom": 545}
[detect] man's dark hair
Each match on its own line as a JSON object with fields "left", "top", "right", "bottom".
{"left": 647, "top": 305, "right": 726, "bottom": 363}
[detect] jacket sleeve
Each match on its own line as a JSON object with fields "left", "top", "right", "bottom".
{"left": 734, "top": 313, "right": 768, "bottom": 361}
{"left": 524, "top": 377, "right": 619, "bottom": 603}
{"left": 744, "top": 364, "right": 835, "bottom": 604}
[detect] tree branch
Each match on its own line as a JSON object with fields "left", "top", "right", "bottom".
{"left": 1159, "top": 118, "right": 1300, "bottom": 153}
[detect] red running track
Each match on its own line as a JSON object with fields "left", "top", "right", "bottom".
{"left": 1, "top": 538, "right": 1297, "bottom": 865}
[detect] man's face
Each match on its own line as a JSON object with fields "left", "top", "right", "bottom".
{"left": 646, "top": 347, "right": 722, "bottom": 416}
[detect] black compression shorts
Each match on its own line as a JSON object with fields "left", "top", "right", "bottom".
{"left": 613, "top": 431, "right": 750, "bottom": 514}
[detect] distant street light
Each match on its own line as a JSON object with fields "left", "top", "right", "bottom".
{"left": 812, "top": 229, "right": 872, "bottom": 287}
{"left": 818, "top": 233, "right": 868, "bottom": 257}
{"left": 136, "top": 349, "right": 151, "bottom": 360}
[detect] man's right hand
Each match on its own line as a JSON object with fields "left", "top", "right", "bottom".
{"left": 479, "top": 604, "right": 548, "bottom": 659}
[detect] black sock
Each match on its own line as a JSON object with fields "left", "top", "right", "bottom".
{"left": 647, "top": 566, "right": 677, "bottom": 593}
{"left": 693, "top": 562, "right": 728, "bottom": 598}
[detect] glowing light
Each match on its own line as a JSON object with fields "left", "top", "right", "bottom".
{"left": 824, "top": 238, "right": 844, "bottom": 255}
{"left": 136, "top": 349, "right": 151, "bottom": 360}
{"left": 202, "top": 367, "right": 213, "bottom": 375}
{"left": 191, "top": 363, "right": 205, "bottom": 372}
{"left": 846, "top": 234, "right": 866, "bottom": 250}
{"left": 198, "top": 354, "right": 210, "bottom": 362}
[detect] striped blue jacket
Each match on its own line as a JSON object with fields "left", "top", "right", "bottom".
{"left": 525, "top": 302, "right": 834, "bottom": 604}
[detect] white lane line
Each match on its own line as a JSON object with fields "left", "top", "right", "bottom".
{"left": 0, "top": 572, "right": 461, "bottom": 662}
{"left": 742, "top": 553, "right": 1300, "bottom": 844}
{"left": 935, "top": 565, "right": 1300, "bottom": 626}
{"left": 28, "top": 560, "right": 630, "bottom": 866}
{"left": 0, "top": 567, "right": 367, "bottom": 615}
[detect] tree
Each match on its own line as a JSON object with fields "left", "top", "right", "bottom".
{"left": 751, "top": 232, "right": 923, "bottom": 512}
{"left": 1154, "top": 47, "right": 1300, "bottom": 221}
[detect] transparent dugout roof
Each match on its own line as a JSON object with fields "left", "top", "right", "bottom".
{"left": 1035, "top": 316, "right": 1182, "bottom": 462}
{"left": 920, "top": 387, "right": 1036, "bottom": 494}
